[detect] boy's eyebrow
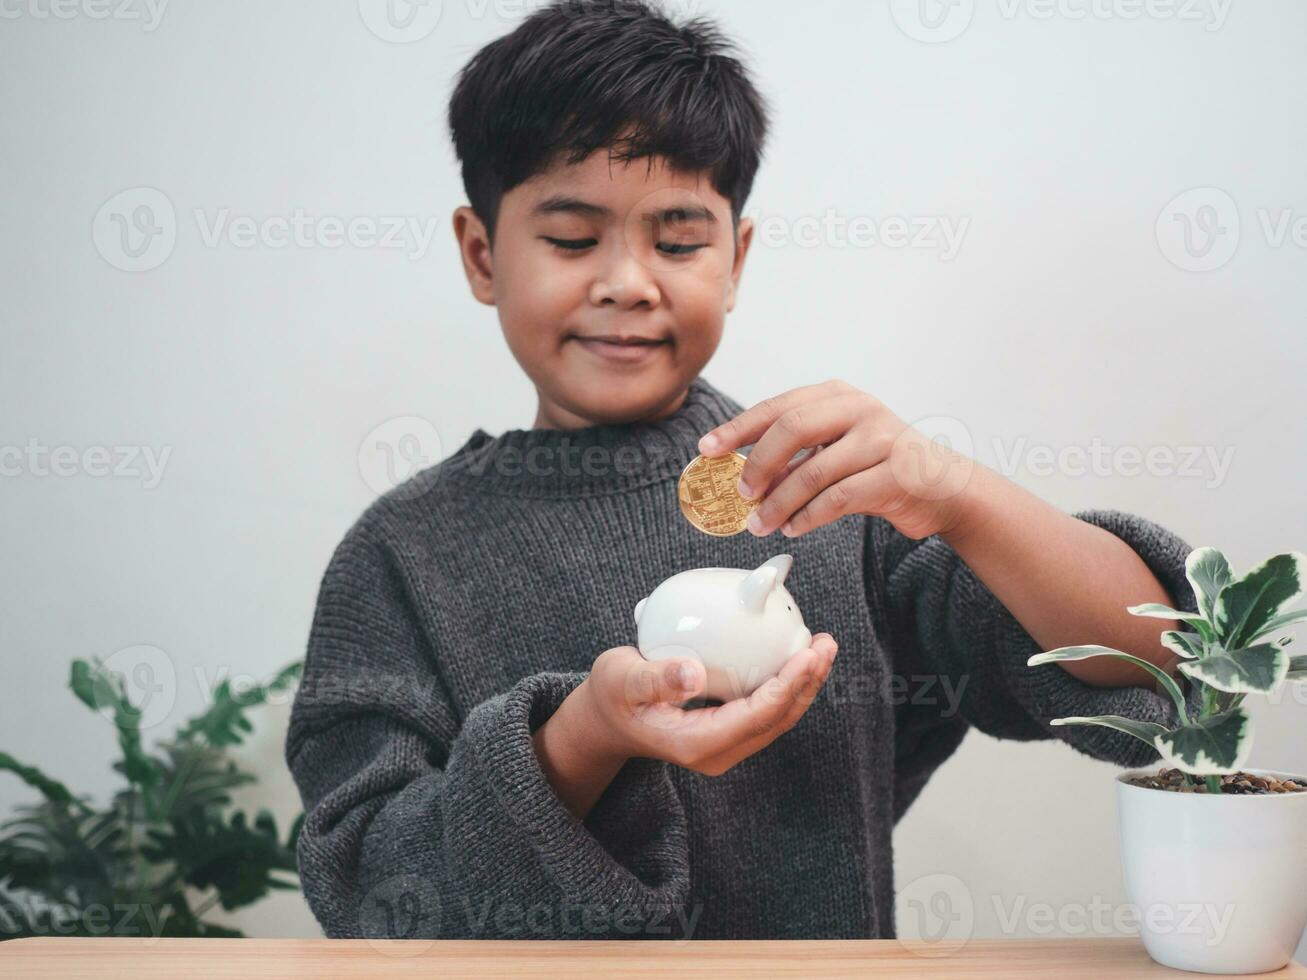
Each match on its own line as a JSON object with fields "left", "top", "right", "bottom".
{"left": 532, "top": 196, "right": 610, "bottom": 219}
{"left": 646, "top": 205, "right": 718, "bottom": 225}
{"left": 531, "top": 195, "right": 718, "bottom": 224}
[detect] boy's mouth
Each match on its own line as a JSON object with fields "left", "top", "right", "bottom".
{"left": 570, "top": 334, "right": 670, "bottom": 364}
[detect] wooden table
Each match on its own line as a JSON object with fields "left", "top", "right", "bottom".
{"left": 1, "top": 937, "right": 1302, "bottom": 977}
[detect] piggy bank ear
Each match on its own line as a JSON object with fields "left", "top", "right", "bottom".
{"left": 739, "top": 555, "right": 795, "bottom": 611}
{"left": 634, "top": 597, "right": 647, "bottom": 625}
{"left": 737, "top": 559, "right": 784, "bottom": 614}
{"left": 738, "top": 567, "right": 777, "bottom": 612}
{"left": 762, "top": 554, "right": 794, "bottom": 585}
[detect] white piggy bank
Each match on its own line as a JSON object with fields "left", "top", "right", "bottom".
{"left": 634, "top": 554, "right": 813, "bottom": 702}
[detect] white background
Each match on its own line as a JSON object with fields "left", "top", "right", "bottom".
{"left": 2, "top": 0, "right": 1304, "bottom": 954}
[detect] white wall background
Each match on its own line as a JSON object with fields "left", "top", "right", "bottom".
{"left": 2, "top": 0, "right": 1304, "bottom": 954}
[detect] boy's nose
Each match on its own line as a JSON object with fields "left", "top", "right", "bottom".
{"left": 588, "top": 250, "right": 660, "bottom": 309}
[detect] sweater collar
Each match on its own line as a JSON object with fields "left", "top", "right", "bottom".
{"left": 440, "top": 375, "right": 746, "bottom": 498}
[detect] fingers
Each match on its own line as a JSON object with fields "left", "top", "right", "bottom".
{"left": 738, "top": 647, "right": 818, "bottom": 729}
{"left": 688, "top": 634, "right": 839, "bottom": 776}
{"left": 734, "top": 392, "right": 866, "bottom": 501}
{"left": 656, "top": 651, "right": 813, "bottom": 765}
{"left": 697, "top": 379, "right": 855, "bottom": 459}
{"left": 681, "top": 634, "right": 836, "bottom": 750}
{"left": 781, "top": 464, "right": 902, "bottom": 537}
{"left": 607, "top": 635, "right": 840, "bottom": 775}
{"left": 617, "top": 649, "right": 706, "bottom": 707}
{"left": 748, "top": 435, "right": 867, "bottom": 536}
{"left": 758, "top": 443, "right": 819, "bottom": 499}
{"left": 735, "top": 635, "right": 838, "bottom": 733}
{"left": 763, "top": 634, "right": 838, "bottom": 717}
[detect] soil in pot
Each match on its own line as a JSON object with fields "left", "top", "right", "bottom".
{"left": 1125, "top": 767, "right": 1306, "bottom": 794}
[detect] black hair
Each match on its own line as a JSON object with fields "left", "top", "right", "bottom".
{"left": 447, "top": 0, "right": 770, "bottom": 242}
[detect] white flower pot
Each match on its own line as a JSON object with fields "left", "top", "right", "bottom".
{"left": 1116, "top": 768, "right": 1307, "bottom": 975}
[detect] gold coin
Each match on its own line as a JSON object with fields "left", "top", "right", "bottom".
{"left": 677, "top": 451, "right": 759, "bottom": 536}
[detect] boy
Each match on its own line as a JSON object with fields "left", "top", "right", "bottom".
{"left": 286, "top": 0, "right": 1197, "bottom": 941}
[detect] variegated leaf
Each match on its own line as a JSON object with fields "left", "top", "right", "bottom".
{"left": 1249, "top": 607, "right": 1307, "bottom": 644}
{"left": 1186, "top": 547, "right": 1233, "bottom": 623}
{"left": 1048, "top": 715, "right": 1168, "bottom": 747}
{"left": 1214, "top": 552, "right": 1307, "bottom": 649}
{"left": 1176, "top": 642, "right": 1288, "bottom": 694}
{"left": 1160, "top": 630, "right": 1203, "bottom": 660}
{"left": 1126, "top": 603, "right": 1214, "bottom": 642}
{"left": 1028, "top": 645, "right": 1187, "bottom": 717}
{"left": 1152, "top": 708, "right": 1252, "bottom": 775}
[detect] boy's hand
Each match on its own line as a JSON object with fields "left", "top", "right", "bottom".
{"left": 580, "top": 634, "right": 838, "bottom": 778}
{"left": 697, "top": 378, "right": 975, "bottom": 541}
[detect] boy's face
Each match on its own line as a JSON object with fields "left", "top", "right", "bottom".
{"left": 454, "top": 150, "right": 754, "bottom": 428}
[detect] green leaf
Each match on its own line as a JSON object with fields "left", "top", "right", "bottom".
{"left": 1214, "top": 552, "right": 1307, "bottom": 649}
{"left": 0, "top": 840, "right": 54, "bottom": 892}
{"left": 1177, "top": 642, "right": 1289, "bottom": 694}
{"left": 154, "top": 742, "right": 255, "bottom": 820}
{"left": 194, "top": 921, "right": 246, "bottom": 938}
{"left": 1028, "top": 645, "right": 1188, "bottom": 719}
{"left": 1048, "top": 715, "right": 1168, "bottom": 746}
{"left": 5, "top": 657, "right": 304, "bottom": 938}
{"left": 69, "top": 660, "right": 163, "bottom": 793}
{"left": 0, "top": 753, "right": 87, "bottom": 813}
{"left": 1249, "top": 608, "right": 1307, "bottom": 644}
{"left": 1160, "top": 630, "right": 1204, "bottom": 660}
{"left": 1153, "top": 707, "right": 1252, "bottom": 775}
{"left": 146, "top": 809, "right": 298, "bottom": 912}
{"left": 176, "top": 662, "right": 302, "bottom": 748}
{"left": 0, "top": 803, "right": 123, "bottom": 906}
{"left": 1186, "top": 547, "right": 1234, "bottom": 623}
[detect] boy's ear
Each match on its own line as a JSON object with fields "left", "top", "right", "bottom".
{"left": 453, "top": 206, "right": 496, "bottom": 306}
{"left": 725, "top": 216, "right": 754, "bottom": 313}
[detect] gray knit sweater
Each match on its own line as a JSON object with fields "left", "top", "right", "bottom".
{"left": 285, "top": 375, "right": 1200, "bottom": 941}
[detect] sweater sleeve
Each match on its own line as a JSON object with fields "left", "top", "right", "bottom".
{"left": 284, "top": 519, "right": 692, "bottom": 940}
{"left": 870, "top": 508, "right": 1204, "bottom": 770}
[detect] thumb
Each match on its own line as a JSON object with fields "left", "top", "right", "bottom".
{"left": 632, "top": 656, "right": 705, "bottom": 706}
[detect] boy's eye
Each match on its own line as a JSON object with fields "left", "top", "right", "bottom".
{"left": 543, "top": 236, "right": 597, "bottom": 251}
{"left": 656, "top": 242, "right": 707, "bottom": 255}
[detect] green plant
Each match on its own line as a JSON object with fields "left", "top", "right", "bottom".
{"left": 0, "top": 657, "right": 302, "bottom": 939}
{"left": 1028, "top": 548, "right": 1307, "bottom": 792}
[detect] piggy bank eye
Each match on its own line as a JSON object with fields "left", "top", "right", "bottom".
{"left": 786, "top": 604, "right": 792, "bottom": 611}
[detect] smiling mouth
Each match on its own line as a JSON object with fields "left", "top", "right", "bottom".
{"left": 570, "top": 334, "right": 671, "bottom": 363}
{"left": 574, "top": 334, "right": 668, "bottom": 345}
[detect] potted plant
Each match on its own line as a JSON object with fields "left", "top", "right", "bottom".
{"left": 1028, "top": 547, "right": 1307, "bottom": 975}
{"left": 0, "top": 657, "right": 302, "bottom": 939}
